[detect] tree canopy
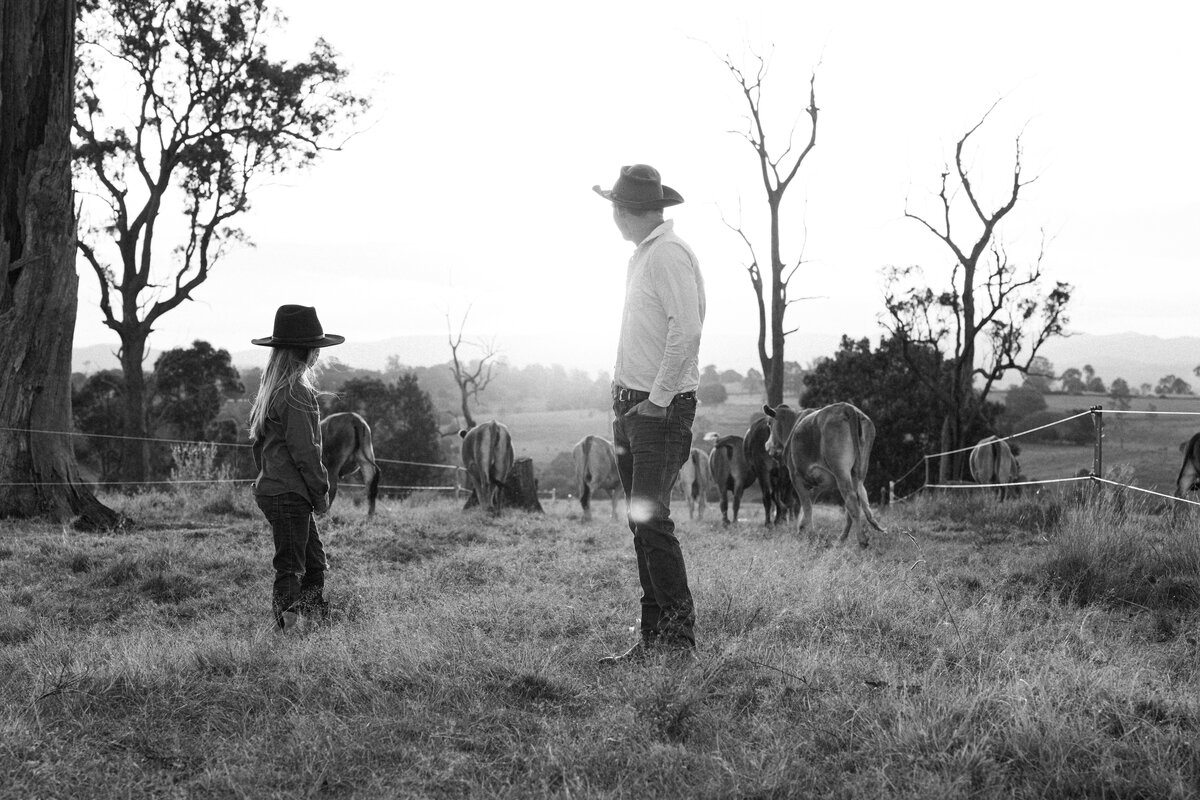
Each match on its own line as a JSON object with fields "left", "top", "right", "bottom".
{"left": 72, "top": 0, "right": 366, "bottom": 482}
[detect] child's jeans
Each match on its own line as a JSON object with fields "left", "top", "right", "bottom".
{"left": 255, "top": 492, "right": 327, "bottom": 627}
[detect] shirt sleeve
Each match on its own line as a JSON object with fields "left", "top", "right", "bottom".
{"left": 648, "top": 241, "right": 703, "bottom": 407}
{"left": 283, "top": 385, "right": 330, "bottom": 506}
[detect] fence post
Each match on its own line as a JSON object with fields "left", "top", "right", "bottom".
{"left": 454, "top": 467, "right": 462, "bottom": 501}
{"left": 888, "top": 480, "right": 895, "bottom": 506}
{"left": 1090, "top": 405, "right": 1104, "bottom": 480}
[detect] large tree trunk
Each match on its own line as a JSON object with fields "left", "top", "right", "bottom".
{"left": 0, "top": 0, "right": 121, "bottom": 527}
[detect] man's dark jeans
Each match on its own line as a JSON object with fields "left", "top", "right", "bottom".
{"left": 255, "top": 492, "right": 327, "bottom": 627}
{"left": 612, "top": 394, "right": 697, "bottom": 646}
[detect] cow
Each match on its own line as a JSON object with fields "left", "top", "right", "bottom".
{"left": 763, "top": 403, "right": 885, "bottom": 547}
{"left": 319, "top": 412, "right": 381, "bottom": 516}
{"left": 968, "top": 435, "right": 1021, "bottom": 501}
{"left": 676, "top": 447, "right": 711, "bottom": 520}
{"left": 459, "top": 420, "right": 514, "bottom": 513}
{"left": 706, "top": 432, "right": 756, "bottom": 525}
{"left": 743, "top": 415, "right": 798, "bottom": 526}
{"left": 1175, "top": 432, "right": 1200, "bottom": 511}
{"left": 572, "top": 434, "right": 622, "bottom": 521}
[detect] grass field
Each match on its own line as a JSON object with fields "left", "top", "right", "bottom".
{"left": 3, "top": 483, "right": 1200, "bottom": 798}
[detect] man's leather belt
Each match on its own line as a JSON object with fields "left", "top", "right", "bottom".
{"left": 612, "top": 386, "right": 697, "bottom": 403}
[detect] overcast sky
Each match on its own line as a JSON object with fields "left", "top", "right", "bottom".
{"left": 72, "top": 0, "right": 1200, "bottom": 374}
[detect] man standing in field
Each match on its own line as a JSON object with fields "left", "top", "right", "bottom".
{"left": 593, "top": 164, "right": 706, "bottom": 664}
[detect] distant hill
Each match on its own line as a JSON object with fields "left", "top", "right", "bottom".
{"left": 72, "top": 331, "right": 1198, "bottom": 390}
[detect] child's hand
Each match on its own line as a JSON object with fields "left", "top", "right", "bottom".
{"left": 313, "top": 493, "right": 329, "bottom": 515}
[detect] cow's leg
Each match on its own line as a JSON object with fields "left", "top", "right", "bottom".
{"left": 794, "top": 482, "right": 814, "bottom": 539}
{"left": 719, "top": 490, "right": 730, "bottom": 525}
{"left": 580, "top": 480, "right": 593, "bottom": 521}
{"left": 610, "top": 490, "right": 621, "bottom": 521}
{"left": 472, "top": 473, "right": 489, "bottom": 511}
{"left": 1179, "top": 459, "right": 1199, "bottom": 498}
{"left": 732, "top": 486, "right": 742, "bottom": 523}
{"left": 327, "top": 475, "right": 339, "bottom": 512}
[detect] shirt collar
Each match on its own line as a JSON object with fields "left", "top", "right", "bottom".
{"left": 636, "top": 219, "right": 674, "bottom": 250}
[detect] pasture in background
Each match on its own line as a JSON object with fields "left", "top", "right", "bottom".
{"left": 991, "top": 391, "right": 1200, "bottom": 496}
{"left": 4, "top": 484, "right": 1200, "bottom": 797}
{"left": 496, "top": 390, "right": 1200, "bottom": 506}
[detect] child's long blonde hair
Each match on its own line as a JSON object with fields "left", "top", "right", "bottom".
{"left": 248, "top": 347, "right": 320, "bottom": 442}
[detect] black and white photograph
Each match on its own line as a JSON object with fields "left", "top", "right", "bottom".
{"left": 2, "top": 0, "right": 1199, "bottom": 796}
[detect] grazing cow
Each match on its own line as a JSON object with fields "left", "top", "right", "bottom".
{"left": 459, "top": 420, "right": 514, "bottom": 513}
{"left": 676, "top": 447, "right": 711, "bottom": 520}
{"left": 320, "top": 412, "right": 381, "bottom": 516}
{"left": 1176, "top": 432, "right": 1200, "bottom": 506}
{"left": 743, "top": 416, "right": 798, "bottom": 526}
{"left": 706, "top": 432, "right": 756, "bottom": 524}
{"left": 763, "top": 403, "right": 885, "bottom": 547}
{"left": 572, "top": 435, "right": 622, "bottom": 521}
{"left": 968, "top": 435, "right": 1021, "bottom": 501}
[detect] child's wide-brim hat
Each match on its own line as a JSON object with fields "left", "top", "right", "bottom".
{"left": 252, "top": 305, "right": 345, "bottom": 347}
{"left": 592, "top": 164, "right": 683, "bottom": 209}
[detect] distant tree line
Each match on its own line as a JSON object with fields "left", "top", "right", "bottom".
{"left": 1021, "top": 356, "right": 1193, "bottom": 399}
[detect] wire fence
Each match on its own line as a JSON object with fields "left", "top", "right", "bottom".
{"left": 0, "top": 424, "right": 573, "bottom": 501}
{"left": 0, "top": 424, "right": 474, "bottom": 497}
{"left": 889, "top": 405, "right": 1200, "bottom": 511}
{"left": 7, "top": 405, "right": 1200, "bottom": 510}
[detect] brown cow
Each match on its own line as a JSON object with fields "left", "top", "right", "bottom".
{"left": 676, "top": 447, "right": 711, "bottom": 520}
{"left": 320, "top": 412, "right": 381, "bottom": 516}
{"left": 1176, "top": 432, "right": 1200, "bottom": 504}
{"left": 968, "top": 435, "right": 1021, "bottom": 500}
{"left": 763, "top": 403, "right": 884, "bottom": 547}
{"left": 743, "top": 415, "right": 798, "bottom": 526}
{"left": 459, "top": 420, "right": 514, "bottom": 513}
{"left": 572, "top": 434, "right": 622, "bottom": 521}
{"left": 706, "top": 432, "right": 756, "bottom": 524}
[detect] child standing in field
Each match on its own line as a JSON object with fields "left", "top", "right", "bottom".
{"left": 248, "top": 305, "right": 344, "bottom": 632}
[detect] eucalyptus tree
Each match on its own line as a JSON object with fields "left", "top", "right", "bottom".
{"left": 73, "top": 0, "right": 367, "bottom": 482}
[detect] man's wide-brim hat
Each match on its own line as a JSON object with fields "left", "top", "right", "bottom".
{"left": 252, "top": 304, "right": 345, "bottom": 348}
{"left": 593, "top": 164, "right": 683, "bottom": 209}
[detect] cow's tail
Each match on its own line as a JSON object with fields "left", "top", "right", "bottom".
{"left": 357, "top": 421, "right": 381, "bottom": 497}
{"left": 579, "top": 436, "right": 593, "bottom": 508}
{"left": 488, "top": 423, "right": 507, "bottom": 489}
{"left": 988, "top": 438, "right": 1003, "bottom": 484}
{"left": 847, "top": 407, "right": 885, "bottom": 533}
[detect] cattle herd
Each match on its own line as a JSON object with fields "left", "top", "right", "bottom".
{"left": 321, "top": 406, "right": 1200, "bottom": 532}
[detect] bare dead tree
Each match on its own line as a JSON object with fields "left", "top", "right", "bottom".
{"left": 883, "top": 101, "right": 1071, "bottom": 481}
{"left": 446, "top": 309, "right": 499, "bottom": 431}
{"left": 720, "top": 50, "right": 818, "bottom": 406}
{"left": 0, "top": 0, "right": 120, "bottom": 526}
